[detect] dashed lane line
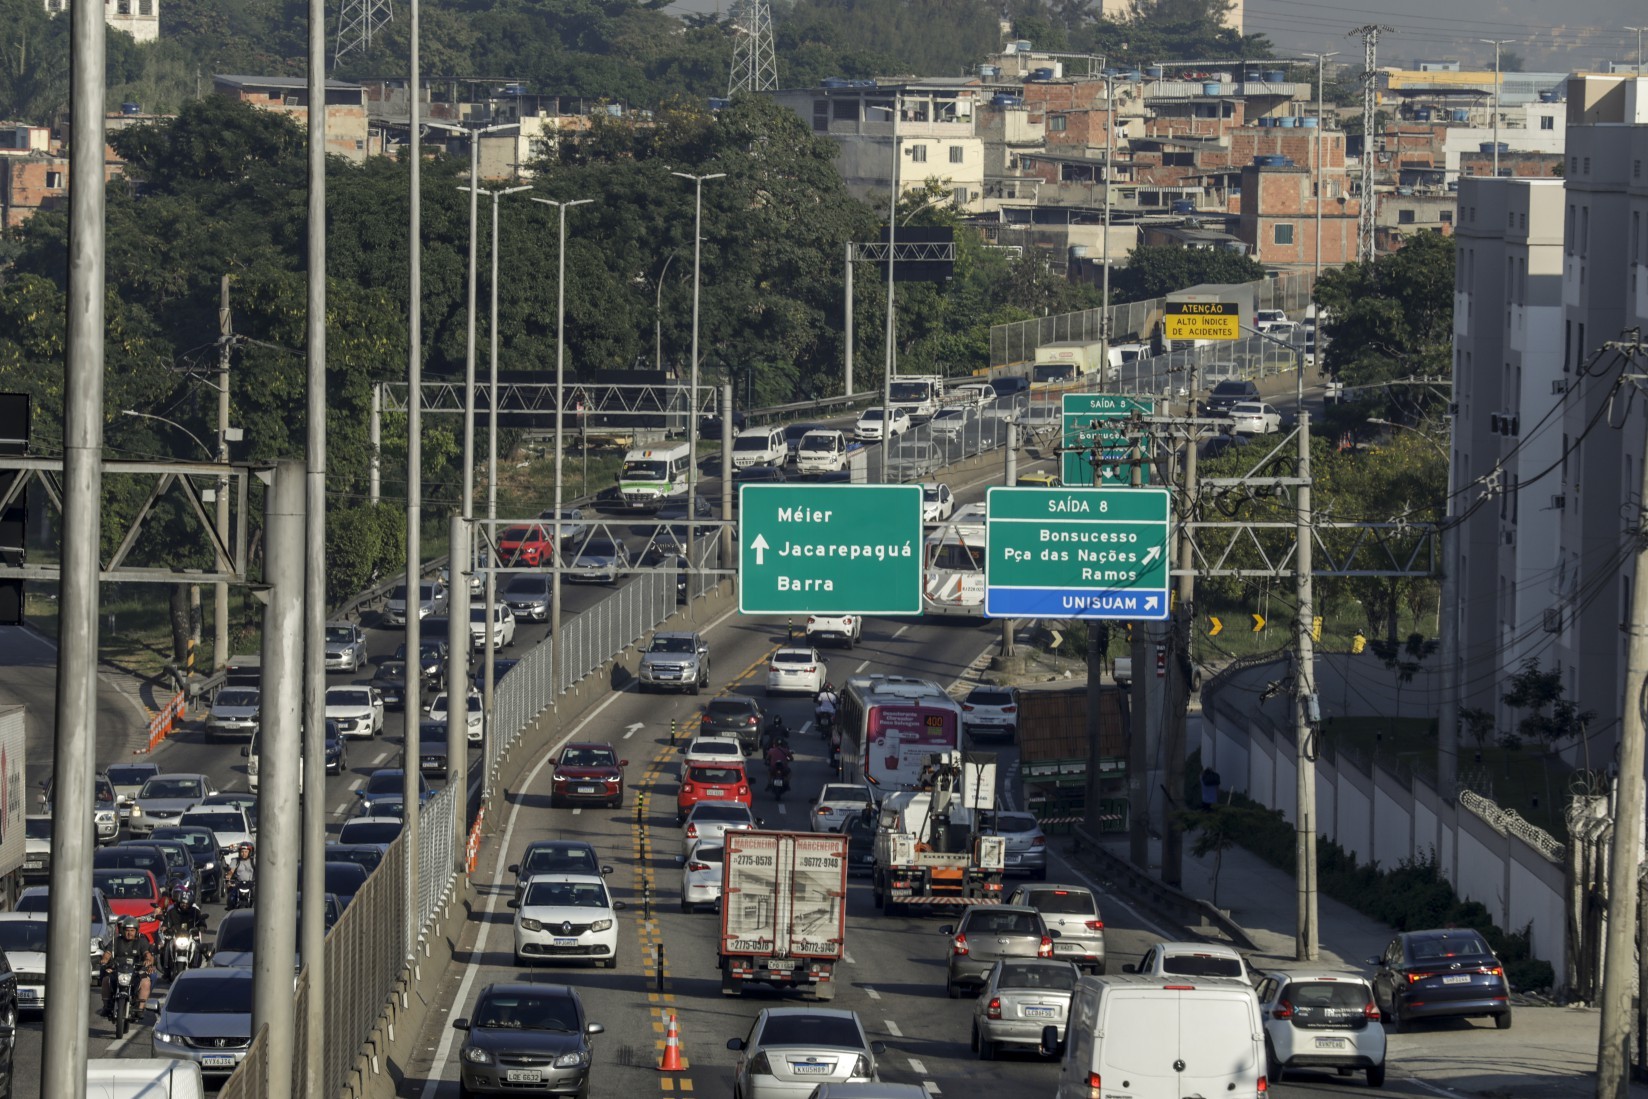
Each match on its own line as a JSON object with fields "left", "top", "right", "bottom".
{"left": 883, "top": 1019, "right": 903, "bottom": 1038}
{"left": 907, "top": 1058, "right": 929, "bottom": 1075}
{"left": 864, "top": 986, "right": 881, "bottom": 1000}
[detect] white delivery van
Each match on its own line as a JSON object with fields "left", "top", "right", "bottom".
{"left": 1047, "top": 975, "right": 1266, "bottom": 1099}
{"left": 88, "top": 1058, "right": 206, "bottom": 1098}
{"left": 731, "top": 425, "right": 786, "bottom": 469}
{"left": 795, "top": 429, "right": 849, "bottom": 474}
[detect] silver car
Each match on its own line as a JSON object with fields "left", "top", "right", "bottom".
{"left": 990, "top": 812, "right": 1048, "bottom": 879}
{"left": 385, "top": 579, "right": 447, "bottom": 625}
{"left": 727, "top": 1007, "right": 885, "bottom": 1099}
{"left": 536, "top": 506, "right": 591, "bottom": 543}
{"left": 105, "top": 763, "right": 160, "bottom": 822}
{"left": 940, "top": 905, "right": 1052, "bottom": 996}
{"left": 153, "top": 968, "right": 254, "bottom": 1079}
{"left": 0, "top": 914, "right": 50, "bottom": 1011}
{"left": 680, "top": 800, "right": 758, "bottom": 858}
{"left": 127, "top": 773, "right": 214, "bottom": 837}
{"left": 970, "top": 958, "right": 1080, "bottom": 1059}
{"left": 324, "top": 621, "right": 368, "bottom": 672}
{"left": 205, "top": 687, "right": 260, "bottom": 743}
{"left": 567, "top": 537, "right": 630, "bottom": 584}
{"left": 1007, "top": 884, "right": 1106, "bottom": 973}
{"left": 637, "top": 631, "right": 710, "bottom": 695}
{"left": 500, "top": 573, "right": 551, "bottom": 622}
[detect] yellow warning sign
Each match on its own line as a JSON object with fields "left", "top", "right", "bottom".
{"left": 1164, "top": 301, "right": 1240, "bottom": 341}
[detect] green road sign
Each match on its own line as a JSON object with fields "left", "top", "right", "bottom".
{"left": 738, "top": 484, "right": 924, "bottom": 615}
{"left": 1061, "top": 393, "right": 1154, "bottom": 486}
{"left": 984, "top": 485, "right": 1172, "bottom": 620}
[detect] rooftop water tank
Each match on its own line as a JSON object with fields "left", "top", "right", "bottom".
{"left": 1031, "top": 68, "right": 1056, "bottom": 82}
{"left": 1145, "top": 65, "right": 1164, "bottom": 78}
{"left": 1253, "top": 154, "right": 1293, "bottom": 167}
{"left": 1263, "top": 70, "right": 1286, "bottom": 83}
{"left": 1300, "top": 116, "right": 1318, "bottom": 128}
{"left": 1202, "top": 82, "right": 1222, "bottom": 96}
{"left": 1452, "top": 108, "right": 1469, "bottom": 122}
{"left": 1171, "top": 200, "right": 1197, "bottom": 214}
{"left": 1413, "top": 107, "right": 1432, "bottom": 122}
{"left": 1277, "top": 116, "right": 1297, "bottom": 128}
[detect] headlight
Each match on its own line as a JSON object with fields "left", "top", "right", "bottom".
{"left": 520, "top": 918, "right": 542, "bottom": 932}
{"left": 174, "top": 936, "right": 192, "bottom": 949}
{"left": 553, "top": 1050, "right": 590, "bottom": 1069}
{"left": 590, "top": 919, "right": 613, "bottom": 932}
{"left": 463, "top": 1046, "right": 493, "bottom": 1064}
{"left": 154, "top": 1031, "right": 174, "bottom": 1044}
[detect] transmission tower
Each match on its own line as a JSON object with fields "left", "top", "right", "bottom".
{"left": 728, "top": 0, "right": 779, "bottom": 95}
{"left": 1349, "top": 24, "right": 1393, "bottom": 262}
{"left": 335, "top": 0, "right": 394, "bottom": 68}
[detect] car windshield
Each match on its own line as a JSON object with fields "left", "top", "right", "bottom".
{"left": 690, "top": 845, "right": 724, "bottom": 864}
{"left": 500, "top": 526, "right": 538, "bottom": 542}
{"left": 328, "top": 689, "right": 371, "bottom": 707}
{"left": 799, "top": 434, "right": 835, "bottom": 450}
{"left": 888, "top": 382, "right": 931, "bottom": 401}
{"left": 622, "top": 460, "right": 668, "bottom": 480}
{"left": 503, "top": 576, "right": 550, "bottom": 596}
{"left": 784, "top": 425, "right": 817, "bottom": 442}
{"left": 364, "top": 772, "right": 407, "bottom": 794}
{"left": 522, "top": 845, "right": 598, "bottom": 876}
{"left": 376, "top": 661, "right": 407, "bottom": 678}
{"left": 965, "top": 911, "right": 1041, "bottom": 935}
{"left": 967, "top": 689, "right": 1014, "bottom": 706}
{"left": 691, "top": 805, "right": 752, "bottom": 823}
{"left": 560, "top": 748, "right": 616, "bottom": 768}
{"left": 1212, "top": 382, "right": 1251, "bottom": 396}
{"left": 166, "top": 976, "right": 252, "bottom": 1014}
{"left": 1231, "top": 403, "right": 1263, "bottom": 414}
{"left": 757, "top": 1014, "right": 864, "bottom": 1049}
{"left": 106, "top": 765, "right": 156, "bottom": 785}
{"left": 0, "top": 921, "right": 49, "bottom": 953}
{"left": 650, "top": 636, "right": 696, "bottom": 653}
{"left": 215, "top": 917, "right": 255, "bottom": 953}
{"left": 1408, "top": 933, "right": 1493, "bottom": 960}
{"left": 326, "top": 847, "right": 384, "bottom": 873}
{"left": 733, "top": 436, "right": 770, "bottom": 451}
{"left": 994, "top": 814, "right": 1040, "bottom": 834}
{"left": 772, "top": 652, "right": 813, "bottom": 666}
{"left": 215, "top": 689, "right": 259, "bottom": 708}
{"left": 1287, "top": 981, "right": 1370, "bottom": 1008}
{"left": 934, "top": 409, "right": 964, "bottom": 421}
{"left": 523, "top": 880, "right": 610, "bottom": 908}
{"left": 473, "top": 992, "right": 582, "bottom": 1031}
{"left": 140, "top": 778, "right": 202, "bottom": 799}
{"left": 1023, "top": 889, "right": 1096, "bottom": 915}
{"left": 418, "top": 583, "right": 440, "bottom": 600}
{"left": 325, "top": 866, "right": 366, "bottom": 893}
{"left": 469, "top": 607, "right": 499, "bottom": 623}
{"left": 922, "top": 486, "right": 944, "bottom": 502}
{"left": 92, "top": 871, "right": 154, "bottom": 900}
{"left": 182, "top": 812, "right": 245, "bottom": 833}
{"left": 707, "top": 700, "right": 753, "bottom": 717}
{"left": 577, "top": 540, "right": 619, "bottom": 557}
{"left": 688, "top": 766, "right": 742, "bottom": 785}
{"left": 24, "top": 818, "right": 50, "bottom": 840}
{"left": 154, "top": 829, "right": 214, "bottom": 854}
{"left": 998, "top": 963, "right": 1078, "bottom": 990}
{"left": 325, "top": 626, "right": 356, "bottom": 644}
{"left": 340, "top": 821, "right": 400, "bottom": 844}
{"left": 819, "top": 786, "right": 869, "bottom": 804}
{"left": 1162, "top": 952, "right": 1244, "bottom": 978}
{"left": 860, "top": 409, "right": 886, "bottom": 421}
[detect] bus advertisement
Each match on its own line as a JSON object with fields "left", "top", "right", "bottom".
{"left": 839, "top": 677, "right": 962, "bottom": 792}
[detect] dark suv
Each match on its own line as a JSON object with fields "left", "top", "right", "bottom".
{"left": 1200, "top": 379, "right": 1260, "bottom": 416}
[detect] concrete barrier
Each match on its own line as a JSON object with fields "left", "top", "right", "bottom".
{"left": 1068, "top": 825, "right": 1260, "bottom": 952}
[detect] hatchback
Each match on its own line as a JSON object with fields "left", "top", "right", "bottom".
{"left": 940, "top": 905, "right": 1053, "bottom": 997}
{"left": 1367, "top": 928, "right": 1511, "bottom": 1031}
{"left": 454, "top": 982, "right": 605, "bottom": 1097}
{"left": 682, "top": 736, "right": 744, "bottom": 767}
{"left": 680, "top": 800, "right": 759, "bottom": 858}
{"left": 510, "top": 874, "right": 625, "bottom": 968}
{"left": 961, "top": 686, "right": 1019, "bottom": 741}
{"left": 1256, "top": 970, "right": 1387, "bottom": 1085}
{"left": 728, "top": 1007, "right": 885, "bottom": 1099}
{"left": 106, "top": 763, "right": 161, "bottom": 822}
{"left": 566, "top": 537, "right": 630, "bottom": 584}
{"left": 323, "top": 621, "right": 368, "bottom": 673}
{"left": 501, "top": 573, "right": 552, "bottom": 622}
{"left": 153, "top": 968, "right": 254, "bottom": 1079}
{"left": 1006, "top": 884, "right": 1105, "bottom": 973}
{"left": 1125, "top": 940, "right": 1253, "bottom": 983}
{"left": 204, "top": 687, "right": 260, "bottom": 743}
{"left": 680, "top": 842, "right": 725, "bottom": 912}
{"left": 324, "top": 685, "right": 384, "bottom": 739}
{"left": 509, "top": 840, "right": 612, "bottom": 901}
{"left": 129, "top": 774, "right": 215, "bottom": 836}
{"left": 809, "top": 784, "right": 874, "bottom": 834}
{"left": 427, "top": 690, "right": 484, "bottom": 743}
{"left": 496, "top": 524, "right": 556, "bottom": 568}
{"left": 702, "top": 696, "right": 765, "bottom": 755}
{"left": 677, "top": 762, "right": 752, "bottom": 822}
{"left": 971, "top": 958, "right": 1080, "bottom": 1059}
{"left": 551, "top": 743, "right": 627, "bottom": 809}
{"left": 767, "top": 647, "right": 827, "bottom": 696}
{"left": 988, "top": 812, "right": 1047, "bottom": 879}
{"left": 371, "top": 659, "right": 412, "bottom": 709}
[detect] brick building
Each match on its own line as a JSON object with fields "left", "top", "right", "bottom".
{"left": 1233, "top": 161, "right": 1359, "bottom": 267}
{"left": 213, "top": 75, "right": 372, "bottom": 164}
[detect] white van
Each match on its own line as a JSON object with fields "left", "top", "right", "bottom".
{"left": 731, "top": 425, "right": 786, "bottom": 469}
{"left": 1046, "top": 975, "right": 1266, "bottom": 1099}
{"left": 88, "top": 1058, "right": 206, "bottom": 1098}
{"left": 618, "top": 442, "right": 692, "bottom": 507}
{"left": 795, "top": 429, "right": 849, "bottom": 473}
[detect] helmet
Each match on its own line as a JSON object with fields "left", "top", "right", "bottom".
{"left": 120, "top": 917, "right": 140, "bottom": 933}
{"left": 172, "top": 886, "right": 194, "bottom": 907}
{"left": 238, "top": 842, "right": 254, "bottom": 857}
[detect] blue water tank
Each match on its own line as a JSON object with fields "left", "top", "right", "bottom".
{"left": 992, "top": 94, "right": 1024, "bottom": 107}
{"left": 707, "top": 97, "right": 730, "bottom": 112}
{"left": 120, "top": 102, "right": 141, "bottom": 115}
{"left": 1538, "top": 90, "right": 1558, "bottom": 103}
{"left": 1145, "top": 65, "right": 1164, "bottom": 78}
{"left": 1031, "top": 68, "right": 1055, "bottom": 81}
{"left": 1263, "top": 70, "right": 1286, "bottom": 83}
{"left": 1452, "top": 108, "right": 1470, "bottom": 122}
{"left": 979, "top": 64, "right": 1001, "bottom": 79}
{"left": 1413, "top": 107, "right": 1433, "bottom": 122}
{"left": 1479, "top": 141, "right": 1509, "bottom": 154}
{"left": 1172, "top": 200, "right": 1197, "bottom": 214}
{"left": 1278, "top": 116, "right": 1297, "bottom": 128}
{"left": 1253, "top": 155, "right": 1293, "bottom": 167}
{"left": 1300, "top": 117, "right": 1318, "bottom": 128}
{"left": 1257, "top": 117, "right": 1273, "bottom": 128}
{"left": 822, "top": 77, "right": 850, "bottom": 88}
{"left": 1202, "top": 81, "right": 1222, "bottom": 96}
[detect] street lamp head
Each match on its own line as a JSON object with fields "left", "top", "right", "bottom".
{"left": 671, "top": 171, "right": 726, "bottom": 183}
{"left": 529, "top": 196, "right": 595, "bottom": 209}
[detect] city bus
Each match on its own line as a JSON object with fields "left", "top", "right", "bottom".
{"left": 923, "top": 503, "right": 986, "bottom": 617}
{"left": 617, "top": 441, "right": 691, "bottom": 508}
{"left": 838, "top": 676, "right": 963, "bottom": 794}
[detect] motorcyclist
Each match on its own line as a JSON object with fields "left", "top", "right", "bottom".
{"left": 760, "top": 714, "right": 788, "bottom": 754}
{"left": 765, "top": 741, "right": 793, "bottom": 795}
{"left": 231, "top": 841, "right": 255, "bottom": 885}
{"left": 814, "top": 683, "right": 839, "bottom": 730}
{"left": 162, "top": 886, "right": 208, "bottom": 936}
{"left": 99, "top": 917, "right": 154, "bottom": 1021}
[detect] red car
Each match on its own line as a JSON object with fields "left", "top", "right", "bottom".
{"left": 497, "top": 524, "right": 555, "bottom": 568}
{"left": 676, "top": 761, "right": 752, "bottom": 823}
{"left": 551, "top": 743, "right": 627, "bottom": 809}
{"left": 92, "top": 868, "right": 166, "bottom": 942}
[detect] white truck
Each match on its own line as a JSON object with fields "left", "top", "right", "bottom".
{"left": 1034, "top": 341, "right": 1106, "bottom": 378}
{"left": 719, "top": 830, "right": 849, "bottom": 1000}
{"left": 887, "top": 376, "right": 945, "bottom": 423}
{"left": 0, "top": 708, "right": 26, "bottom": 907}
{"left": 794, "top": 429, "right": 851, "bottom": 474}
{"left": 870, "top": 751, "right": 1006, "bottom": 914}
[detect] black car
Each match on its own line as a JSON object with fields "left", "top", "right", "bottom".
{"left": 731, "top": 464, "right": 787, "bottom": 485}
{"left": 415, "top": 720, "right": 452, "bottom": 777}
{"left": 1199, "top": 379, "right": 1261, "bottom": 416}
{"left": 392, "top": 639, "right": 448, "bottom": 690}
{"left": 991, "top": 374, "right": 1030, "bottom": 399}
{"left": 371, "top": 659, "right": 411, "bottom": 709}
{"left": 454, "top": 983, "right": 605, "bottom": 1097}
{"left": 320, "top": 861, "right": 370, "bottom": 911}
{"left": 324, "top": 842, "right": 386, "bottom": 877}
{"left": 472, "top": 657, "right": 522, "bottom": 693}
{"left": 700, "top": 410, "right": 747, "bottom": 436}
{"left": 325, "top": 728, "right": 349, "bottom": 775}
{"left": 508, "top": 840, "right": 613, "bottom": 900}
{"left": 700, "top": 696, "right": 764, "bottom": 754}
{"left": 150, "top": 826, "right": 226, "bottom": 903}
{"left": 843, "top": 811, "right": 876, "bottom": 875}
{"left": 1367, "top": 929, "right": 1512, "bottom": 1031}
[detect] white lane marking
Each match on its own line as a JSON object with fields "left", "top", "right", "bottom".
{"left": 332, "top": 800, "right": 350, "bottom": 816}
{"left": 884, "top": 1019, "right": 903, "bottom": 1038}
{"left": 571, "top": 808, "right": 582, "bottom": 816}
{"left": 1407, "top": 1079, "right": 1463, "bottom": 1098}
{"left": 842, "top": 950, "right": 855, "bottom": 964}
{"left": 622, "top": 722, "right": 642, "bottom": 739}
{"left": 371, "top": 750, "right": 391, "bottom": 765}
{"left": 775, "top": 804, "right": 786, "bottom": 815}
{"left": 854, "top": 660, "right": 869, "bottom": 673}
{"left": 907, "top": 1057, "right": 928, "bottom": 1074}
{"left": 892, "top": 625, "right": 908, "bottom": 639}
{"left": 799, "top": 721, "right": 812, "bottom": 736}
{"left": 922, "top": 1082, "right": 942, "bottom": 1097}
{"left": 864, "top": 985, "right": 880, "bottom": 1000}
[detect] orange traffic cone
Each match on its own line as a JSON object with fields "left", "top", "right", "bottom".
{"left": 658, "top": 1012, "right": 685, "bottom": 1071}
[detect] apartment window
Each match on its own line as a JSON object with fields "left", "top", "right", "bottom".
{"left": 45, "top": 171, "right": 62, "bottom": 188}
{"left": 1273, "top": 223, "right": 1295, "bottom": 245}
{"left": 1508, "top": 211, "right": 1515, "bottom": 228}
{"left": 138, "top": 0, "right": 151, "bottom": 13}
{"left": 832, "top": 99, "right": 856, "bottom": 123}
{"left": 1440, "top": 209, "right": 1453, "bottom": 224}
{"left": 949, "top": 145, "right": 964, "bottom": 164}
{"left": 1580, "top": 205, "right": 1589, "bottom": 257}
{"left": 116, "top": 0, "right": 130, "bottom": 12}
{"left": 1050, "top": 115, "right": 1068, "bottom": 132}
{"left": 909, "top": 144, "right": 928, "bottom": 163}
{"left": 952, "top": 186, "right": 969, "bottom": 206}
{"left": 1399, "top": 209, "right": 1416, "bottom": 225}
{"left": 1570, "top": 156, "right": 1579, "bottom": 175}
{"left": 1583, "top": 157, "right": 1591, "bottom": 174}
{"left": 1541, "top": 115, "right": 1554, "bottom": 130}
{"left": 812, "top": 100, "right": 828, "bottom": 131}
{"left": 1636, "top": 159, "right": 1643, "bottom": 179}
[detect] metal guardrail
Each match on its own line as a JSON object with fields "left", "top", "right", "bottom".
{"left": 217, "top": 1025, "right": 269, "bottom": 1099}
{"left": 1070, "top": 824, "right": 1260, "bottom": 952}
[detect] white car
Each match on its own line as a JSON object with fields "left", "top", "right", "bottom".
{"left": 854, "top": 406, "right": 910, "bottom": 441}
{"left": 468, "top": 603, "right": 517, "bottom": 651}
{"left": 766, "top": 647, "right": 826, "bottom": 696}
{"left": 1125, "top": 940, "right": 1254, "bottom": 984}
{"left": 324, "top": 685, "right": 384, "bottom": 739}
{"left": 683, "top": 737, "right": 745, "bottom": 768}
{"left": 536, "top": 506, "right": 591, "bottom": 543}
{"left": 927, "top": 407, "right": 974, "bottom": 442}
{"left": 809, "top": 784, "right": 874, "bottom": 833}
{"left": 1228, "top": 401, "right": 1282, "bottom": 435}
{"left": 178, "top": 807, "right": 255, "bottom": 859}
{"left": 680, "top": 800, "right": 758, "bottom": 858}
{"left": 950, "top": 382, "right": 996, "bottom": 408}
{"left": 920, "top": 482, "right": 955, "bottom": 523}
{"left": 680, "top": 841, "right": 725, "bottom": 912}
{"left": 427, "top": 690, "right": 484, "bottom": 743}
{"left": 21, "top": 816, "right": 50, "bottom": 880}
{"left": 1253, "top": 308, "right": 1288, "bottom": 331}
{"left": 1255, "top": 971, "right": 1387, "bottom": 1086}
{"left": 0, "top": 914, "right": 48, "bottom": 1010}
{"left": 805, "top": 614, "right": 862, "bottom": 649}
{"left": 511, "top": 872, "right": 624, "bottom": 968}
{"left": 961, "top": 685, "right": 1019, "bottom": 741}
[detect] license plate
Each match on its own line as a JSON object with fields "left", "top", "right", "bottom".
{"left": 578, "top": 785, "right": 597, "bottom": 794}
{"left": 553, "top": 938, "right": 579, "bottom": 947}
{"left": 23, "top": 861, "right": 41, "bottom": 870}
{"left": 1006, "top": 854, "right": 1021, "bottom": 865}
{"left": 706, "top": 789, "right": 724, "bottom": 797}
{"left": 201, "top": 1055, "right": 235, "bottom": 1068}
{"left": 791, "top": 1062, "right": 833, "bottom": 1075}
{"left": 505, "top": 1070, "right": 543, "bottom": 1083}
{"left": 768, "top": 959, "right": 796, "bottom": 971}
{"left": 1314, "top": 1037, "right": 1347, "bottom": 1049}
{"left": 1053, "top": 942, "right": 1081, "bottom": 953}
{"left": 16, "top": 989, "right": 37, "bottom": 1001}
{"left": 1024, "top": 1005, "right": 1055, "bottom": 1018}
{"left": 1442, "top": 975, "right": 1471, "bottom": 985}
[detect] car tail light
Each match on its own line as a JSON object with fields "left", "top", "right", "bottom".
{"left": 736, "top": 785, "right": 749, "bottom": 797}
{"left": 685, "top": 823, "right": 698, "bottom": 839}
{"left": 1084, "top": 919, "right": 1104, "bottom": 931}
{"left": 963, "top": 704, "right": 975, "bottom": 712}
{"left": 1031, "top": 836, "right": 1046, "bottom": 847}
{"left": 1002, "top": 705, "right": 1016, "bottom": 713}
{"left": 1406, "top": 972, "right": 1429, "bottom": 984}
{"left": 1484, "top": 965, "right": 1504, "bottom": 977}
{"left": 850, "top": 1054, "right": 871, "bottom": 1077}
{"left": 986, "top": 996, "right": 1002, "bottom": 1019}
{"left": 747, "top": 1052, "right": 771, "bottom": 1075}
{"left": 1257, "top": 1074, "right": 1268, "bottom": 1093}
{"left": 1272, "top": 1000, "right": 1294, "bottom": 1020}
{"left": 1086, "top": 1072, "right": 1101, "bottom": 1089}
{"left": 952, "top": 934, "right": 969, "bottom": 956}
{"left": 819, "top": 806, "right": 835, "bottom": 815}
{"left": 1363, "top": 1001, "right": 1381, "bottom": 1021}
{"left": 688, "top": 860, "right": 710, "bottom": 872}
{"left": 807, "top": 666, "right": 817, "bottom": 674}
{"left": 745, "top": 716, "right": 758, "bottom": 725}
{"left": 1038, "top": 936, "right": 1054, "bottom": 958}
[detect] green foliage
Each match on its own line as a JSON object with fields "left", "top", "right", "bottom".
{"left": 1110, "top": 245, "right": 1266, "bottom": 304}
{"left": 325, "top": 504, "right": 406, "bottom": 607}
{"left": 1500, "top": 658, "right": 1595, "bottom": 747}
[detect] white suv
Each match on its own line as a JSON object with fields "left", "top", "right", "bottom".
{"left": 1254, "top": 971, "right": 1387, "bottom": 1087}
{"left": 805, "top": 614, "right": 862, "bottom": 649}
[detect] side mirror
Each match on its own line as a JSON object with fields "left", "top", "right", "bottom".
{"left": 938, "top": 925, "right": 954, "bottom": 936}
{"left": 452, "top": 1018, "right": 471, "bottom": 1031}
{"left": 506, "top": 900, "right": 518, "bottom": 909}
{"left": 240, "top": 747, "right": 250, "bottom": 758}
{"left": 586, "top": 1022, "right": 605, "bottom": 1035}
{"left": 601, "top": 865, "right": 614, "bottom": 875}
{"left": 1122, "top": 963, "right": 1137, "bottom": 974}
{"left": 726, "top": 1038, "right": 745, "bottom": 1051}
{"left": 618, "top": 760, "right": 629, "bottom": 768}
{"left": 612, "top": 901, "right": 627, "bottom": 911}
{"left": 507, "top": 865, "right": 520, "bottom": 874}
{"left": 870, "top": 1041, "right": 887, "bottom": 1055}
{"left": 1039, "top": 1024, "right": 1061, "bottom": 1058}
{"left": 1364, "top": 957, "right": 1381, "bottom": 967}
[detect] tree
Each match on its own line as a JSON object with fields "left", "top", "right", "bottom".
{"left": 1501, "top": 658, "right": 1595, "bottom": 748}
{"left": 1178, "top": 804, "right": 1240, "bottom": 906}
{"left": 1110, "top": 245, "right": 1266, "bottom": 304}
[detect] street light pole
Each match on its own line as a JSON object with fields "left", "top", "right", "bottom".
{"left": 1101, "top": 75, "right": 1113, "bottom": 371}
{"left": 1480, "top": 40, "right": 1508, "bottom": 178}
{"left": 654, "top": 251, "right": 676, "bottom": 373}
{"left": 867, "top": 95, "right": 901, "bottom": 480}
{"left": 670, "top": 172, "right": 724, "bottom": 540}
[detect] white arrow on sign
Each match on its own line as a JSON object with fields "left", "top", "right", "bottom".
{"left": 750, "top": 533, "right": 770, "bottom": 565}
{"left": 1140, "top": 545, "right": 1163, "bottom": 567}
{"left": 1143, "top": 596, "right": 1160, "bottom": 611}
{"left": 622, "top": 722, "right": 643, "bottom": 739}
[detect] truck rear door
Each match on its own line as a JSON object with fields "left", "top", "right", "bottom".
{"left": 784, "top": 834, "right": 847, "bottom": 957}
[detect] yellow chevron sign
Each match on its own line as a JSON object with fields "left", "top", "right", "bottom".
{"left": 1251, "top": 613, "right": 1266, "bottom": 632}
{"left": 1208, "top": 616, "right": 1223, "bottom": 636}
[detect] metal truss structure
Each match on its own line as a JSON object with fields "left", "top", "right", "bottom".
{"left": 471, "top": 515, "right": 735, "bottom": 581}
{"left": 850, "top": 241, "right": 958, "bottom": 266}
{"left": 335, "top": 0, "right": 393, "bottom": 66}
{"left": 0, "top": 457, "right": 253, "bottom": 584}
{"left": 377, "top": 380, "right": 719, "bottom": 418}
{"left": 727, "top": 0, "right": 779, "bottom": 95}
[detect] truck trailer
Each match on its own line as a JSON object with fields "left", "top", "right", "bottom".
{"left": 719, "top": 830, "right": 849, "bottom": 1000}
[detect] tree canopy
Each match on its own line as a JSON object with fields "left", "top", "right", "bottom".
{"left": 1110, "top": 245, "right": 1266, "bottom": 304}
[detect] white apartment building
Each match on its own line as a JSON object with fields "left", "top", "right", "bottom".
{"left": 1452, "top": 75, "right": 1648, "bottom": 765}
{"left": 1439, "top": 102, "right": 1566, "bottom": 176}
{"left": 42, "top": 0, "right": 159, "bottom": 42}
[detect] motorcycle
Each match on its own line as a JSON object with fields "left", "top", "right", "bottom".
{"left": 162, "top": 924, "right": 206, "bottom": 980}
{"left": 225, "top": 878, "right": 254, "bottom": 912}
{"left": 814, "top": 708, "right": 834, "bottom": 738}
{"left": 768, "top": 760, "right": 792, "bottom": 801}
{"left": 760, "top": 716, "right": 788, "bottom": 753}
{"left": 107, "top": 958, "right": 143, "bottom": 1038}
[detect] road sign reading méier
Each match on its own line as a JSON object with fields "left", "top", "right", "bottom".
{"left": 1163, "top": 300, "right": 1239, "bottom": 341}
{"left": 738, "top": 484, "right": 923, "bottom": 615}
{"left": 1061, "top": 393, "right": 1154, "bottom": 487}
{"left": 984, "top": 486, "right": 1172, "bottom": 620}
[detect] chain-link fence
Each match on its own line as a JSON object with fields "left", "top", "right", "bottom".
{"left": 415, "top": 784, "right": 459, "bottom": 931}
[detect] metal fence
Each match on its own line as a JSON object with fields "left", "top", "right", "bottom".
{"left": 988, "top": 270, "right": 1318, "bottom": 368}
{"left": 415, "top": 784, "right": 460, "bottom": 931}
{"left": 218, "top": 1025, "right": 269, "bottom": 1099}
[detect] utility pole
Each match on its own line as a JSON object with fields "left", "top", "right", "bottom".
{"left": 670, "top": 172, "right": 722, "bottom": 578}
{"left": 1294, "top": 413, "right": 1319, "bottom": 961}
{"left": 215, "top": 276, "right": 232, "bottom": 671}
{"left": 369, "top": 383, "right": 381, "bottom": 504}
{"left": 1597, "top": 353, "right": 1648, "bottom": 1097}
{"left": 1100, "top": 73, "right": 1114, "bottom": 371}
{"left": 403, "top": 0, "right": 423, "bottom": 964}
{"left": 844, "top": 243, "right": 854, "bottom": 395}
{"left": 1480, "top": 40, "right": 1508, "bottom": 178}
{"left": 1304, "top": 52, "right": 1338, "bottom": 286}
{"left": 1161, "top": 406, "right": 1197, "bottom": 889}
{"left": 1628, "top": 27, "right": 1647, "bottom": 73}
{"left": 719, "top": 381, "right": 735, "bottom": 576}
{"left": 1349, "top": 25, "right": 1392, "bottom": 262}
{"left": 873, "top": 94, "right": 901, "bottom": 482}
{"left": 446, "top": 514, "right": 469, "bottom": 869}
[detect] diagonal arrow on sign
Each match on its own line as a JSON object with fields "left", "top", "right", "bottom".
{"left": 1251, "top": 613, "right": 1266, "bottom": 632}
{"left": 1208, "top": 616, "right": 1223, "bottom": 636}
